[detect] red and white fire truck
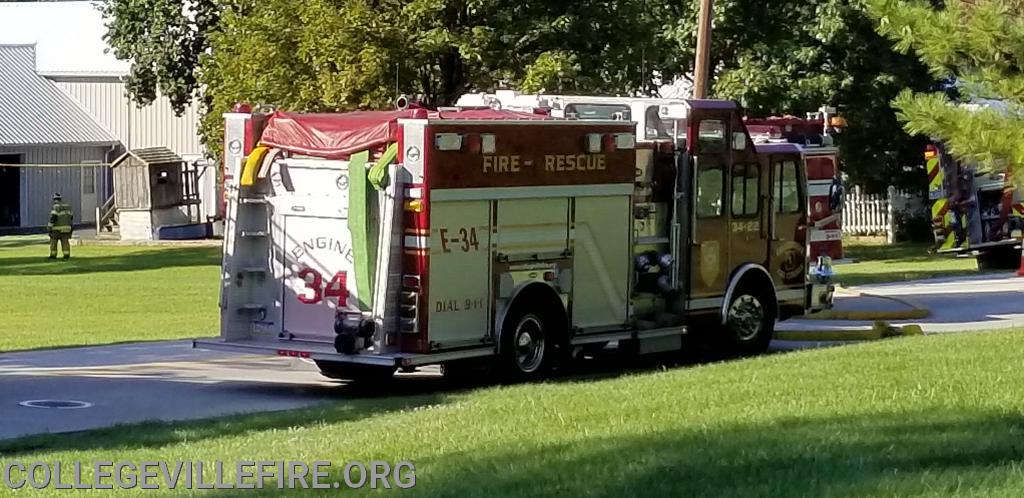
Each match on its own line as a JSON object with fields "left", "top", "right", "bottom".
{"left": 196, "top": 100, "right": 834, "bottom": 382}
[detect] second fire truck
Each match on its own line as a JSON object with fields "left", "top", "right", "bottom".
{"left": 926, "top": 141, "right": 1023, "bottom": 268}
{"left": 196, "top": 100, "right": 833, "bottom": 382}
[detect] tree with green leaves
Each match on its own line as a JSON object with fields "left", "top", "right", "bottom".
{"left": 867, "top": 0, "right": 1024, "bottom": 178}
{"left": 98, "top": 0, "right": 218, "bottom": 114}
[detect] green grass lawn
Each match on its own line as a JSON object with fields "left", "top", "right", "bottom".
{"left": 836, "top": 238, "right": 985, "bottom": 287}
{"left": 0, "top": 236, "right": 221, "bottom": 352}
{"left": 2, "top": 329, "right": 1024, "bottom": 497}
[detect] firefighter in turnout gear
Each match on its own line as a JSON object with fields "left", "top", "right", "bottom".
{"left": 47, "top": 193, "right": 73, "bottom": 260}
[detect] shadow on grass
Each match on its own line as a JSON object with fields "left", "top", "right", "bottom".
{"left": 110, "top": 410, "right": 1024, "bottom": 497}
{"left": 407, "top": 412, "right": 1024, "bottom": 497}
{"left": 0, "top": 337, "right": 216, "bottom": 355}
{"left": 837, "top": 268, "right": 984, "bottom": 287}
{"left": 845, "top": 241, "right": 936, "bottom": 261}
{"left": 0, "top": 237, "right": 48, "bottom": 249}
{"left": 0, "top": 247, "right": 221, "bottom": 276}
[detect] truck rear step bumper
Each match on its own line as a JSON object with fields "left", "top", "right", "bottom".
{"left": 192, "top": 338, "right": 495, "bottom": 367}
{"left": 938, "top": 239, "right": 1022, "bottom": 254}
{"left": 194, "top": 326, "right": 688, "bottom": 368}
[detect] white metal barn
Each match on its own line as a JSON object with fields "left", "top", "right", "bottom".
{"left": 0, "top": 45, "right": 116, "bottom": 230}
{"left": 0, "top": 1, "right": 216, "bottom": 235}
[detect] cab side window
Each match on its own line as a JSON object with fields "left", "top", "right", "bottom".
{"left": 696, "top": 164, "right": 724, "bottom": 218}
{"left": 731, "top": 163, "right": 760, "bottom": 218}
{"left": 774, "top": 160, "right": 802, "bottom": 213}
{"left": 697, "top": 119, "right": 726, "bottom": 154}
{"left": 645, "top": 106, "right": 673, "bottom": 140}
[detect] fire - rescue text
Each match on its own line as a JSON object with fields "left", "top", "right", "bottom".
{"left": 481, "top": 154, "right": 608, "bottom": 174}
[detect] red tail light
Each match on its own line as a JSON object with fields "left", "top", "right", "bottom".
{"left": 924, "top": 144, "right": 938, "bottom": 160}
{"left": 465, "top": 134, "right": 482, "bottom": 154}
{"left": 602, "top": 133, "right": 616, "bottom": 153}
{"left": 401, "top": 183, "right": 429, "bottom": 353}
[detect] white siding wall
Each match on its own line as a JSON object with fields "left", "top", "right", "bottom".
{"left": 1, "top": 144, "right": 112, "bottom": 228}
{"left": 52, "top": 76, "right": 204, "bottom": 156}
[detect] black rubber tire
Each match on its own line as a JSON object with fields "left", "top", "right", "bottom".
{"left": 498, "top": 296, "right": 563, "bottom": 382}
{"left": 722, "top": 286, "right": 775, "bottom": 357}
{"left": 315, "top": 361, "right": 396, "bottom": 384}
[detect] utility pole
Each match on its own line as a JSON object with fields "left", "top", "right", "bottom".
{"left": 693, "top": 0, "right": 713, "bottom": 99}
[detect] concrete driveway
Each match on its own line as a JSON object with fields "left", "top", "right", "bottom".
{"left": 0, "top": 340, "right": 342, "bottom": 440}
{"left": 779, "top": 272, "right": 1024, "bottom": 333}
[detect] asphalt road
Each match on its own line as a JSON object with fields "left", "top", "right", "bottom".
{"left": 1, "top": 272, "right": 1021, "bottom": 441}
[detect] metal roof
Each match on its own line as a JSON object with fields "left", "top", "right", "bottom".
{"left": 0, "top": 2, "right": 129, "bottom": 76}
{"left": 0, "top": 45, "right": 117, "bottom": 146}
{"left": 111, "top": 147, "right": 183, "bottom": 168}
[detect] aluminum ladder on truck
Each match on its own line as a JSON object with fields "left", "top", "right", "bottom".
{"left": 221, "top": 151, "right": 276, "bottom": 342}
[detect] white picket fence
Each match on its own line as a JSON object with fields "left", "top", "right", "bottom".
{"left": 841, "top": 185, "right": 922, "bottom": 243}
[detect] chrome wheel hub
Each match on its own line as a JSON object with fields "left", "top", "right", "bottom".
{"left": 727, "top": 294, "right": 764, "bottom": 341}
{"left": 514, "top": 315, "right": 545, "bottom": 373}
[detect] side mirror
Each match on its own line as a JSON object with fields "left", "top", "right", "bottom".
{"left": 828, "top": 178, "right": 844, "bottom": 212}
{"left": 732, "top": 132, "right": 747, "bottom": 151}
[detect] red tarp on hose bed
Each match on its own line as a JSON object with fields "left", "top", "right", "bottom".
{"left": 259, "top": 108, "right": 549, "bottom": 159}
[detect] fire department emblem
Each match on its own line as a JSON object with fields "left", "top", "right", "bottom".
{"left": 700, "top": 241, "right": 720, "bottom": 287}
{"left": 406, "top": 146, "right": 421, "bottom": 163}
{"left": 776, "top": 241, "right": 805, "bottom": 281}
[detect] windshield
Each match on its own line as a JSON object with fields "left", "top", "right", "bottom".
{"left": 564, "top": 103, "right": 631, "bottom": 121}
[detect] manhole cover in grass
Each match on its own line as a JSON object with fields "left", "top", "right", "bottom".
{"left": 18, "top": 399, "right": 93, "bottom": 409}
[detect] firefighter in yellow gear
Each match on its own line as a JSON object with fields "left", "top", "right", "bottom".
{"left": 47, "top": 193, "right": 73, "bottom": 260}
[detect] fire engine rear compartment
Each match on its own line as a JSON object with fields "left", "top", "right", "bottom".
{"left": 199, "top": 104, "right": 832, "bottom": 378}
